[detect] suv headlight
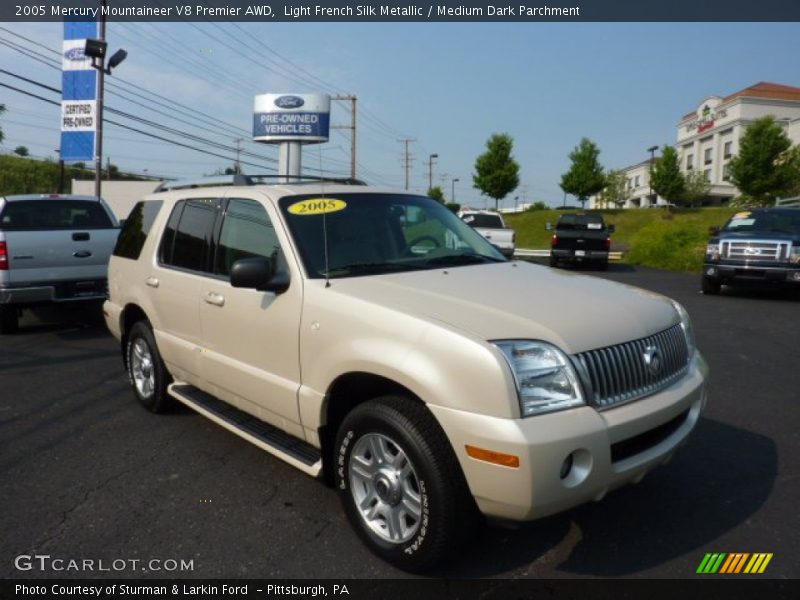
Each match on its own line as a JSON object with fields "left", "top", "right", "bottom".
{"left": 493, "top": 340, "right": 584, "bottom": 417}
{"left": 671, "top": 301, "right": 695, "bottom": 359}
{"left": 705, "top": 243, "right": 720, "bottom": 259}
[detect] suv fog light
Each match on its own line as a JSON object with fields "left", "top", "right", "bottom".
{"left": 706, "top": 267, "right": 717, "bottom": 276}
{"left": 560, "top": 453, "right": 574, "bottom": 479}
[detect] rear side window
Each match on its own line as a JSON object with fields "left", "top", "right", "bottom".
{"left": 463, "top": 213, "right": 504, "bottom": 228}
{"left": 113, "top": 201, "right": 163, "bottom": 260}
{"left": 159, "top": 199, "right": 221, "bottom": 272}
{"left": 557, "top": 214, "right": 605, "bottom": 230}
{"left": 0, "top": 200, "right": 113, "bottom": 230}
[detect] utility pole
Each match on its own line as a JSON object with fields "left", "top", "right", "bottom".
{"left": 233, "top": 138, "right": 243, "bottom": 174}
{"left": 94, "top": 2, "right": 106, "bottom": 199}
{"left": 398, "top": 138, "right": 416, "bottom": 190}
{"left": 427, "top": 154, "right": 438, "bottom": 191}
{"left": 332, "top": 95, "right": 357, "bottom": 179}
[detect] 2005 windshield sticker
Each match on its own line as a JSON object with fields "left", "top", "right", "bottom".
{"left": 288, "top": 198, "right": 347, "bottom": 215}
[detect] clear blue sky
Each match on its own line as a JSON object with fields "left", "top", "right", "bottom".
{"left": 1, "top": 21, "right": 799, "bottom": 207}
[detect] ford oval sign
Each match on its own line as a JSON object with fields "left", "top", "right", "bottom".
{"left": 64, "top": 47, "right": 85, "bottom": 61}
{"left": 274, "top": 95, "right": 305, "bottom": 109}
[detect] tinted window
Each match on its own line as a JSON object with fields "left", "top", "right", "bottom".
{"left": 0, "top": 199, "right": 113, "bottom": 230}
{"left": 722, "top": 210, "right": 800, "bottom": 234}
{"left": 557, "top": 214, "right": 605, "bottom": 230}
{"left": 463, "top": 213, "right": 504, "bottom": 228}
{"left": 214, "top": 199, "right": 280, "bottom": 277}
{"left": 113, "top": 200, "right": 163, "bottom": 260}
{"left": 161, "top": 199, "right": 220, "bottom": 272}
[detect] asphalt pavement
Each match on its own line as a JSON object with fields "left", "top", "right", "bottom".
{"left": 1, "top": 266, "right": 798, "bottom": 579}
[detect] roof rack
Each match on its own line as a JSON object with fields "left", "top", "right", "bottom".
{"left": 154, "top": 173, "right": 368, "bottom": 193}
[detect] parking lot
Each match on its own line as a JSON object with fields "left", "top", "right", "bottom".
{"left": 1, "top": 265, "right": 798, "bottom": 579}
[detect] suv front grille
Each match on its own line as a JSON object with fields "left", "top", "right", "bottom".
{"left": 721, "top": 240, "right": 790, "bottom": 261}
{"left": 574, "top": 324, "right": 689, "bottom": 409}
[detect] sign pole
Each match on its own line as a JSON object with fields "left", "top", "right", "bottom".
{"left": 94, "top": 0, "right": 107, "bottom": 199}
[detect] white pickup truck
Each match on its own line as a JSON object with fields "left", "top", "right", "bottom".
{"left": 458, "top": 209, "right": 515, "bottom": 257}
{"left": 0, "top": 194, "right": 119, "bottom": 333}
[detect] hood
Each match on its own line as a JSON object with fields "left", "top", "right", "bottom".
{"left": 327, "top": 261, "right": 678, "bottom": 354}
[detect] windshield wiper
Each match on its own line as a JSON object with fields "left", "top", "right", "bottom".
{"left": 423, "top": 253, "right": 505, "bottom": 266}
{"left": 325, "top": 262, "right": 424, "bottom": 277}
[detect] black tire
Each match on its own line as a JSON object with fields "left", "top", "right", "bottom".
{"left": 549, "top": 256, "right": 558, "bottom": 268}
{"left": 597, "top": 260, "right": 609, "bottom": 271}
{"left": 334, "top": 395, "right": 476, "bottom": 572}
{"left": 702, "top": 276, "right": 721, "bottom": 295}
{"left": 0, "top": 305, "right": 19, "bottom": 334}
{"left": 126, "top": 320, "right": 173, "bottom": 412}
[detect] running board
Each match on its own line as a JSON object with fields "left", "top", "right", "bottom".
{"left": 168, "top": 383, "right": 322, "bottom": 477}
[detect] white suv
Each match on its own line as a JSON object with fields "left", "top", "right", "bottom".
{"left": 104, "top": 176, "right": 708, "bottom": 571}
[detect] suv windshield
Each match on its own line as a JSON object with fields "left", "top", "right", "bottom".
{"left": 279, "top": 193, "right": 505, "bottom": 278}
{"left": 722, "top": 210, "right": 800, "bottom": 235}
{"left": 556, "top": 213, "right": 605, "bottom": 230}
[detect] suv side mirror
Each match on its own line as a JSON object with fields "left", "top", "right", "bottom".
{"left": 545, "top": 222, "right": 552, "bottom": 231}
{"left": 709, "top": 226, "right": 720, "bottom": 236}
{"left": 607, "top": 224, "right": 615, "bottom": 234}
{"left": 230, "top": 257, "right": 289, "bottom": 293}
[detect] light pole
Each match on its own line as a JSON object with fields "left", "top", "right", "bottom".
{"left": 451, "top": 177, "right": 459, "bottom": 204}
{"left": 647, "top": 145, "right": 658, "bottom": 206}
{"left": 514, "top": 195, "right": 519, "bottom": 212}
{"left": 428, "top": 153, "right": 438, "bottom": 191}
{"left": 84, "top": 3, "right": 127, "bottom": 199}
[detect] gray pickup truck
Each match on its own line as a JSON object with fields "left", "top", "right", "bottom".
{"left": 0, "top": 194, "right": 119, "bottom": 333}
{"left": 548, "top": 212, "right": 614, "bottom": 270}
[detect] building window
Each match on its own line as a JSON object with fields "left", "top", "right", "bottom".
{"left": 703, "top": 169, "right": 711, "bottom": 182}
{"left": 634, "top": 175, "right": 640, "bottom": 188}
{"left": 686, "top": 154, "right": 694, "bottom": 170}
{"left": 722, "top": 163, "right": 731, "bottom": 181}
{"left": 704, "top": 148, "right": 713, "bottom": 165}
{"left": 723, "top": 141, "right": 733, "bottom": 159}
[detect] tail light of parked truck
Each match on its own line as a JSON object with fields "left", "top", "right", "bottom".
{"left": 551, "top": 234, "right": 558, "bottom": 247}
{"left": 0, "top": 241, "right": 8, "bottom": 270}
{"left": 605, "top": 237, "right": 611, "bottom": 250}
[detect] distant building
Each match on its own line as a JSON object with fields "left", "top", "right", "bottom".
{"left": 591, "top": 82, "right": 800, "bottom": 209}
{"left": 72, "top": 179, "right": 161, "bottom": 220}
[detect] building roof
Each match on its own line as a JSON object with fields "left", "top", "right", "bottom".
{"left": 681, "top": 82, "right": 800, "bottom": 121}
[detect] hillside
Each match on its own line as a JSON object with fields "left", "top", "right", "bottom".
{"left": 504, "top": 207, "right": 739, "bottom": 272}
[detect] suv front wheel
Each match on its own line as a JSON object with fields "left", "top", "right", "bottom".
{"left": 334, "top": 395, "right": 475, "bottom": 572}
{"left": 701, "top": 276, "right": 721, "bottom": 295}
{"left": 126, "top": 321, "right": 173, "bottom": 412}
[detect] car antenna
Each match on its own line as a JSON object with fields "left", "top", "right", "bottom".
{"left": 317, "top": 145, "right": 331, "bottom": 288}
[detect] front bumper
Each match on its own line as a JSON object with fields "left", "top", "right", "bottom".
{"left": 0, "top": 279, "right": 107, "bottom": 305}
{"left": 428, "top": 352, "right": 708, "bottom": 522}
{"left": 703, "top": 261, "right": 800, "bottom": 285}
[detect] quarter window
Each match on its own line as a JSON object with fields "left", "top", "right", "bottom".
{"left": 113, "top": 201, "right": 163, "bottom": 260}
{"left": 214, "top": 199, "right": 280, "bottom": 277}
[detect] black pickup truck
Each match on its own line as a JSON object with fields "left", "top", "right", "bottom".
{"left": 548, "top": 212, "right": 614, "bottom": 270}
{"left": 702, "top": 207, "right": 800, "bottom": 294}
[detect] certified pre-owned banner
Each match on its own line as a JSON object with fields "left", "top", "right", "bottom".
{"left": 5, "top": 1, "right": 800, "bottom": 22}
{"left": 60, "top": 20, "right": 98, "bottom": 163}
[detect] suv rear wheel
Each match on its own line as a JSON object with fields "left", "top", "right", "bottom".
{"left": 334, "top": 395, "right": 475, "bottom": 572}
{"left": 126, "top": 321, "right": 173, "bottom": 412}
{"left": 0, "top": 305, "right": 19, "bottom": 334}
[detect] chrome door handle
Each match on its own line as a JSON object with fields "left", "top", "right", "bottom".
{"left": 145, "top": 276, "right": 159, "bottom": 288}
{"left": 204, "top": 292, "right": 225, "bottom": 307}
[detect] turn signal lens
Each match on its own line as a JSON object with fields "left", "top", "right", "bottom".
{"left": 0, "top": 241, "right": 8, "bottom": 270}
{"left": 465, "top": 445, "right": 520, "bottom": 468}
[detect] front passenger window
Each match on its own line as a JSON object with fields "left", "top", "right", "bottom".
{"left": 214, "top": 199, "right": 280, "bottom": 277}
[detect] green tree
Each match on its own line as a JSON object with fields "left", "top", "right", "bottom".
{"left": 650, "top": 145, "right": 685, "bottom": 205}
{"left": 683, "top": 170, "right": 711, "bottom": 207}
{"left": 560, "top": 138, "right": 606, "bottom": 208}
{"left": 729, "top": 116, "right": 797, "bottom": 206}
{"left": 427, "top": 186, "right": 445, "bottom": 203}
{"left": 597, "top": 169, "right": 629, "bottom": 208}
{"left": 13, "top": 146, "right": 29, "bottom": 157}
{"left": 472, "top": 133, "right": 520, "bottom": 210}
